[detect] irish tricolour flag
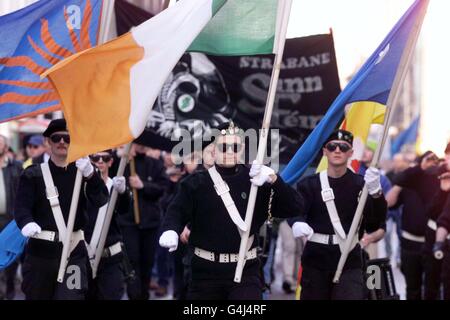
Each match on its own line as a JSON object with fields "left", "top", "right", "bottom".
{"left": 43, "top": 0, "right": 284, "bottom": 162}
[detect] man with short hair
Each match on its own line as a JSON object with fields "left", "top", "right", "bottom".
{"left": 0, "top": 134, "right": 22, "bottom": 300}
{"left": 291, "top": 129, "right": 387, "bottom": 300}
{"left": 392, "top": 148, "right": 447, "bottom": 300}
{"left": 159, "top": 122, "right": 303, "bottom": 300}
{"left": 14, "top": 119, "right": 109, "bottom": 300}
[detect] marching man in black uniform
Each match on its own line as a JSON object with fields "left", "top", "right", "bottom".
{"left": 159, "top": 121, "right": 303, "bottom": 300}
{"left": 393, "top": 149, "right": 445, "bottom": 299}
{"left": 85, "top": 150, "right": 129, "bottom": 300}
{"left": 14, "top": 119, "right": 109, "bottom": 300}
{"left": 431, "top": 147, "right": 450, "bottom": 299}
{"left": 291, "top": 130, "right": 387, "bottom": 300}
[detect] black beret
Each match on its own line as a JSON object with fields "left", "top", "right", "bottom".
{"left": 43, "top": 119, "right": 67, "bottom": 137}
{"left": 324, "top": 129, "right": 354, "bottom": 147}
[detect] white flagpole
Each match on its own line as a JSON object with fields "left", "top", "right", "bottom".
{"left": 98, "top": 0, "right": 116, "bottom": 44}
{"left": 57, "top": 0, "right": 117, "bottom": 283}
{"left": 234, "top": 0, "right": 293, "bottom": 283}
{"left": 91, "top": 144, "right": 131, "bottom": 278}
{"left": 332, "top": 0, "right": 429, "bottom": 284}
{"left": 57, "top": 170, "right": 83, "bottom": 282}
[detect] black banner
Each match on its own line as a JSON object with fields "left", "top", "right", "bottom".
{"left": 207, "top": 34, "right": 341, "bottom": 163}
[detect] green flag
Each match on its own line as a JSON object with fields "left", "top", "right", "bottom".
{"left": 188, "top": 0, "right": 281, "bottom": 55}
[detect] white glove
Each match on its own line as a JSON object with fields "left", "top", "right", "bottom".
{"left": 21, "top": 222, "right": 42, "bottom": 238}
{"left": 159, "top": 230, "right": 179, "bottom": 252}
{"left": 76, "top": 156, "right": 94, "bottom": 178}
{"left": 112, "top": 176, "right": 126, "bottom": 194}
{"left": 249, "top": 160, "right": 275, "bottom": 186}
{"left": 292, "top": 222, "right": 314, "bottom": 240}
{"left": 364, "top": 167, "right": 382, "bottom": 195}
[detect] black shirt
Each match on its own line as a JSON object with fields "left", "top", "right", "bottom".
{"left": 294, "top": 170, "right": 387, "bottom": 271}
{"left": 14, "top": 160, "right": 109, "bottom": 258}
{"left": 391, "top": 187, "right": 428, "bottom": 251}
{"left": 394, "top": 165, "right": 445, "bottom": 252}
{"left": 118, "top": 153, "right": 169, "bottom": 229}
{"left": 393, "top": 165, "right": 440, "bottom": 218}
{"left": 162, "top": 164, "right": 303, "bottom": 280}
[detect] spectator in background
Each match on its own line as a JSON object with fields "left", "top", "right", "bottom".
{"left": 392, "top": 150, "right": 443, "bottom": 299}
{"left": 23, "top": 135, "right": 47, "bottom": 169}
{"left": 0, "top": 135, "right": 22, "bottom": 300}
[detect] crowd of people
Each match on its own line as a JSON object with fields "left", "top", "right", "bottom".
{"left": 0, "top": 118, "right": 449, "bottom": 300}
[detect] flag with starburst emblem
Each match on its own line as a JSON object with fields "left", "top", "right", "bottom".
{"left": 0, "top": 0, "right": 103, "bottom": 122}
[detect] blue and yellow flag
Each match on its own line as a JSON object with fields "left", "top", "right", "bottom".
{"left": 0, "top": 0, "right": 103, "bottom": 122}
{"left": 281, "top": 0, "right": 429, "bottom": 184}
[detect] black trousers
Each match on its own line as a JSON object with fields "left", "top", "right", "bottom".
{"left": 0, "top": 261, "right": 18, "bottom": 299}
{"left": 401, "top": 249, "right": 425, "bottom": 300}
{"left": 187, "top": 275, "right": 263, "bottom": 300}
{"left": 87, "top": 256, "right": 125, "bottom": 300}
{"left": 173, "top": 243, "right": 188, "bottom": 300}
{"left": 424, "top": 251, "right": 444, "bottom": 300}
{"left": 21, "top": 252, "right": 88, "bottom": 300}
{"left": 121, "top": 226, "right": 158, "bottom": 300}
{"left": 300, "top": 266, "right": 365, "bottom": 300}
{"left": 442, "top": 247, "right": 450, "bottom": 300}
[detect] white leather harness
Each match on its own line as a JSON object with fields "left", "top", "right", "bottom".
{"left": 314, "top": 171, "right": 359, "bottom": 253}
{"left": 86, "top": 178, "right": 113, "bottom": 259}
{"left": 33, "top": 163, "right": 84, "bottom": 253}
{"left": 208, "top": 166, "right": 247, "bottom": 232}
{"left": 203, "top": 166, "right": 254, "bottom": 263}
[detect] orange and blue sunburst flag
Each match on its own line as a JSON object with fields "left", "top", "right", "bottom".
{"left": 0, "top": 0, "right": 103, "bottom": 122}
{"left": 281, "top": 0, "right": 429, "bottom": 184}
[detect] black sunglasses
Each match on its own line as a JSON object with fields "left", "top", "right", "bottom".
{"left": 90, "top": 155, "right": 112, "bottom": 163}
{"left": 217, "top": 143, "right": 243, "bottom": 153}
{"left": 325, "top": 142, "right": 352, "bottom": 153}
{"left": 27, "top": 144, "right": 40, "bottom": 149}
{"left": 49, "top": 134, "right": 70, "bottom": 144}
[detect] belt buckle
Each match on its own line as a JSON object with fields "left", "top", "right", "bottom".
{"left": 102, "top": 247, "right": 111, "bottom": 258}
{"left": 321, "top": 188, "right": 334, "bottom": 202}
{"left": 328, "top": 235, "right": 334, "bottom": 245}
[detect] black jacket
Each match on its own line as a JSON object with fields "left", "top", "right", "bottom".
{"left": 162, "top": 164, "right": 303, "bottom": 280}
{"left": 14, "top": 160, "right": 109, "bottom": 258}
{"left": 292, "top": 170, "right": 387, "bottom": 271}
{"left": 118, "top": 153, "right": 169, "bottom": 229}
{"left": 0, "top": 159, "right": 22, "bottom": 229}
